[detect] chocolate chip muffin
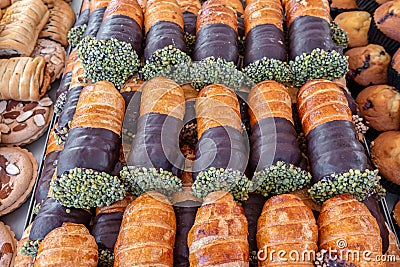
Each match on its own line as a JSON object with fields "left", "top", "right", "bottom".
{"left": 335, "top": 11, "right": 371, "bottom": 48}
{"left": 356, "top": 84, "right": 400, "bottom": 131}
{"left": 346, "top": 44, "right": 391, "bottom": 86}
{"left": 371, "top": 131, "right": 400, "bottom": 184}
{"left": 388, "top": 47, "right": 400, "bottom": 90}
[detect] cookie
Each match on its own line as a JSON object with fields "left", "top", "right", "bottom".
{"left": 0, "top": 96, "right": 53, "bottom": 146}
{"left": 32, "top": 39, "right": 66, "bottom": 83}
{"left": 13, "top": 224, "right": 34, "bottom": 267}
{"left": 0, "top": 147, "right": 38, "bottom": 216}
{"left": 0, "top": 221, "right": 17, "bottom": 267}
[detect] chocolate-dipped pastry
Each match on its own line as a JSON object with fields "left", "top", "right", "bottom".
{"left": 20, "top": 197, "right": 92, "bottom": 258}
{"left": 51, "top": 81, "right": 126, "bottom": 209}
{"left": 83, "top": 0, "right": 109, "bottom": 38}
{"left": 0, "top": 0, "right": 49, "bottom": 58}
{"left": 54, "top": 49, "right": 78, "bottom": 116}
{"left": 297, "top": 80, "right": 383, "bottom": 204}
{"left": 188, "top": 191, "right": 249, "bottom": 266}
{"left": 284, "top": 0, "right": 348, "bottom": 86}
{"left": 121, "top": 77, "right": 185, "bottom": 197}
{"left": 243, "top": 0, "right": 291, "bottom": 84}
{"left": 176, "top": 0, "right": 201, "bottom": 54}
{"left": 78, "top": 0, "right": 142, "bottom": 89}
{"left": 318, "top": 194, "right": 384, "bottom": 267}
{"left": 243, "top": 193, "right": 266, "bottom": 266}
{"left": 180, "top": 84, "right": 199, "bottom": 150}
{"left": 114, "top": 192, "right": 176, "bottom": 267}
{"left": 191, "top": 0, "right": 246, "bottom": 91}
{"left": 92, "top": 196, "right": 134, "bottom": 267}
{"left": 257, "top": 194, "right": 318, "bottom": 266}
{"left": 141, "top": 0, "right": 191, "bottom": 81}
{"left": 54, "top": 59, "right": 86, "bottom": 144}
{"left": 68, "top": 0, "right": 90, "bottom": 47}
{"left": 33, "top": 127, "right": 64, "bottom": 214}
{"left": 35, "top": 223, "right": 98, "bottom": 267}
{"left": 192, "top": 84, "right": 251, "bottom": 201}
{"left": 248, "top": 81, "right": 310, "bottom": 197}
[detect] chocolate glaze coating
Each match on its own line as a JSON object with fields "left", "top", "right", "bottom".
{"left": 250, "top": 117, "right": 307, "bottom": 174}
{"left": 122, "top": 91, "right": 142, "bottom": 134}
{"left": 74, "top": 8, "right": 90, "bottom": 27}
{"left": 144, "top": 21, "right": 187, "bottom": 61}
{"left": 56, "top": 85, "right": 84, "bottom": 134}
{"left": 307, "top": 120, "right": 370, "bottom": 183}
{"left": 173, "top": 200, "right": 201, "bottom": 267}
{"left": 127, "top": 113, "right": 184, "bottom": 176}
{"left": 96, "top": 14, "right": 143, "bottom": 56}
{"left": 362, "top": 195, "right": 389, "bottom": 253}
{"left": 55, "top": 71, "right": 72, "bottom": 99}
{"left": 243, "top": 193, "right": 267, "bottom": 267}
{"left": 57, "top": 127, "right": 121, "bottom": 176}
{"left": 289, "top": 16, "right": 342, "bottom": 60}
{"left": 29, "top": 198, "right": 92, "bottom": 241}
{"left": 34, "top": 151, "right": 61, "bottom": 205}
{"left": 192, "top": 126, "right": 248, "bottom": 180}
{"left": 237, "top": 12, "right": 244, "bottom": 40}
{"left": 193, "top": 23, "right": 238, "bottom": 64}
{"left": 84, "top": 7, "right": 107, "bottom": 37}
{"left": 244, "top": 24, "right": 286, "bottom": 67}
{"left": 183, "top": 11, "right": 197, "bottom": 36}
{"left": 92, "top": 212, "right": 124, "bottom": 250}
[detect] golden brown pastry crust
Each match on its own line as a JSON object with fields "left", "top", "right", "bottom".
{"left": 71, "top": 81, "right": 125, "bottom": 136}
{"left": 392, "top": 47, "right": 400, "bottom": 71}
{"left": 35, "top": 223, "right": 98, "bottom": 267}
{"left": 318, "top": 194, "right": 383, "bottom": 267}
{"left": 176, "top": 0, "right": 201, "bottom": 14}
{"left": 248, "top": 80, "right": 294, "bottom": 127}
{"left": 69, "top": 59, "right": 86, "bottom": 89}
{"left": 356, "top": 84, "right": 400, "bottom": 131}
{"left": 0, "top": 0, "right": 49, "bottom": 57}
{"left": 139, "top": 77, "right": 185, "bottom": 120}
{"left": 196, "top": 84, "right": 242, "bottom": 139}
{"left": 371, "top": 131, "right": 400, "bottom": 184}
{"left": 114, "top": 192, "right": 176, "bottom": 267}
{"left": 144, "top": 0, "right": 184, "bottom": 34}
{"left": 90, "top": 0, "right": 109, "bottom": 12}
{"left": 334, "top": 11, "right": 371, "bottom": 48}
{"left": 39, "top": 0, "right": 76, "bottom": 47}
{"left": 374, "top": 0, "right": 400, "bottom": 43}
{"left": 188, "top": 191, "right": 249, "bottom": 267}
{"left": 120, "top": 76, "right": 144, "bottom": 93}
{"left": 0, "top": 57, "right": 50, "bottom": 101}
{"left": 257, "top": 194, "right": 318, "bottom": 266}
{"left": 45, "top": 127, "right": 64, "bottom": 155}
{"left": 244, "top": 0, "right": 283, "bottom": 35}
{"left": 104, "top": 0, "right": 143, "bottom": 29}
{"left": 0, "top": 0, "right": 10, "bottom": 8}
{"left": 394, "top": 200, "right": 400, "bottom": 227}
{"left": 297, "top": 79, "right": 352, "bottom": 135}
{"left": 196, "top": 0, "right": 238, "bottom": 33}
{"left": 385, "top": 227, "right": 400, "bottom": 266}
{"left": 284, "top": 0, "right": 331, "bottom": 27}
{"left": 95, "top": 195, "right": 136, "bottom": 215}
{"left": 14, "top": 224, "right": 34, "bottom": 267}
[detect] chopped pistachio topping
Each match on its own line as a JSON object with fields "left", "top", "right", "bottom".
{"left": 308, "top": 169, "right": 385, "bottom": 204}
{"left": 289, "top": 48, "right": 348, "bottom": 87}
{"left": 141, "top": 45, "right": 191, "bottom": 81}
{"left": 120, "top": 166, "right": 183, "bottom": 197}
{"left": 252, "top": 161, "right": 312, "bottom": 197}
{"left": 21, "top": 239, "right": 41, "bottom": 258}
{"left": 243, "top": 57, "right": 293, "bottom": 84}
{"left": 54, "top": 91, "right": 67, "bottom": 116}
{"left": 330, "top": 21, "right": 349, "bottom": 49}
{"left": 77, "top": 36, "right": 140, "bottom": 89}
{"left": 68, "top": 24, "right": 87, "bottom": 48}
{"left": 98, "top": 249, "right": 114, "bottom": 267}
{"left": 192, "top": 167, "right": 251, "bottom": 202}
{"left": 32, "top": 203, "right": 41, "bottom": 215}
{"left": 184, "top": 32, "right": 196, "bottom": 55}
{"left": 238, "top": 36, "right": 245, "bottom": 56}
{"left": 54, "top": 120, "right": 71, "bottom": 145}
{"left": 51, "top": 168, "right": 126, "bottom": 209}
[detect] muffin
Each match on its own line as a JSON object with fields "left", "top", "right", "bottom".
{"left": 330, "top": 0, "right": 358, "bottom": 18}
{"left": 371, "top": 131, "right": 400, "bottom": 185}
{"left": 334, "top": 11, "right": 371, "bottom": 48}
{"left": 356, "top": 84, "right": 400, "bottom": 131}
{"left": 388, "top": 48, "right": 400, "bottom": 90}
{"left": 357, "top": 0, "right": 391, "bottom": 14}
{"left": 369, "top": 0, "right": 400, "bottom": 55}
{"left": 394, "top": 199, "right": 400, "bottom": 227}
{"left": 346, "top": 44, "right": 391, "bottom": 86}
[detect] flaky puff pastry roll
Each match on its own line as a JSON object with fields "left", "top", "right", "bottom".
{"left": 0, "top": 57, "right": 50, "bottom": 101}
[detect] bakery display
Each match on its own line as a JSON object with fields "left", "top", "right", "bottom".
{"left": 82, "top": 0, "right": 109, "bottom": 38}
{"left": 0, "top": 221, "right": 17, "bottom": 267}
{"left": 330, "top": 0, "right": 357, "bottom": 18}
{"left": 68, "top": 0, "right": 90, "bottom": 47}
{"left": 176, "top": 0, "right": 201, "bottom": 54}
{"left": 388, "top": 47, "right": 400, "bottom": 89}
{"left": 188, "top": 191, "right": 249, "bottom": 266}
{"left": 334, "top": 11, "right": 371, "bottom": 48}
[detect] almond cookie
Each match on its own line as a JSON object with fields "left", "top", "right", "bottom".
{"left": 0, "top": 221, "right": 17, "bottom": 267}
{"left": 32, "top": 39, "right": 66, "bottom": 83}
{"left": 13, "top": 224, "right": 34, "bottom": 267}
{"left": 0, "top": 147, "right": 38, "bottom": 216}
{"left": 0, "top": 97, "right": 53, "bottom": 146}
